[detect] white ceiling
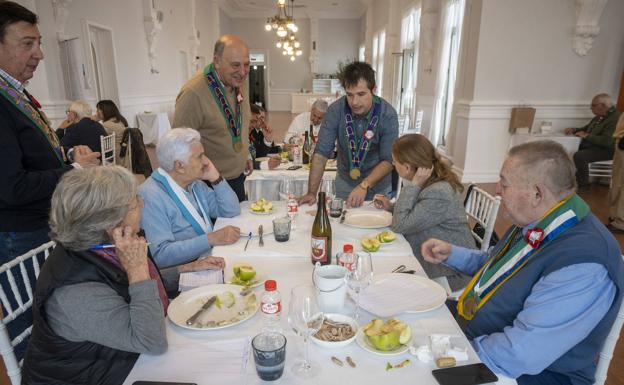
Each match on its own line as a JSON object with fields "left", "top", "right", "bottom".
{"left": 219, "top": 0, "right": 368, "bottom": 20}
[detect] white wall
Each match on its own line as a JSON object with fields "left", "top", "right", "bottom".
{"left": 450, "top": 0, "right": 624, "bottom": 182}
{"left": 316, "top": 19, "right": 360, "bottom": 76}
{"left": 29, "top": 0, "right": 217, "bottom": 127}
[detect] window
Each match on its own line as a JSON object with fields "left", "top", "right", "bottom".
{"left": 432, "top": 0, "right": 465, "bottom": 147}
{"left": 394, "top": 7, "right": 420, "bottom": 128}
{"left": 371, "top": 30, "right": 386, "bottom": 96}
{"left": 358, "top": 45, "right": 365, "bottom": 62}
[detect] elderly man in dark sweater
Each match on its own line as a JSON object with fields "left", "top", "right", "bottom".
{"left": 58, "top": 100, "right": 108, "bottom": 153}
{"left": 0, "top": 1, "right": 99, "bottom": 359}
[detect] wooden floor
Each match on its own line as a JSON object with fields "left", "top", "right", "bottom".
{"left": 2, "top": 112, "right": 624, "bottom": 385}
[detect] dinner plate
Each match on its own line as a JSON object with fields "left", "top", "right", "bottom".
{"left": 355, "top": 328, "right": 411, "bottom": 356}
{"left": 168, "top": 284, "right": 259, "bottom": 331}
{"left": 357, "top": 273, "right": 447, "bottom": 317}
{"left": 225, "top": 272, "right": 267, "bottom": 288}
{"left": 343, "top": 210, "right": 393, "bottom": 229}
{"left": 249, "top": 209, "right": 274, "bottom": 215}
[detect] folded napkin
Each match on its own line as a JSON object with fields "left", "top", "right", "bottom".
{"left": 178, "top": 269, "right": 224, "bottom": 292}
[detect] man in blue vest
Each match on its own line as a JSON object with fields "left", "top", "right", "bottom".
{"left": 422, "top": 140, "right": 623, "bottom": 385}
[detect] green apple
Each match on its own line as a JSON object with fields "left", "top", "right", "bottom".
{"left": 377, "top": 230, "right": 397, "bottom": 243}
{"left": 361, "top": 237, "right": 381, "bottom": 252}
{"left": 368, "top": 330, "right": 401, "bottom": 351}
{"left": 363, "top": 319, "right": 411, "bottom": 351}
{"left": 233, "top": 263, "right": 256, "bottom": 282}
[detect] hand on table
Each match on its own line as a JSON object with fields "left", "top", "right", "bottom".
{"left": 373, "top": 194, "right": 392, "bottom": 211}
{"left": 181, "top": 256, "right": 226, "bottom": 273}
{"left": 412, "top": 166, "right": 434, "bottom": 188}
{"left": 421, "top": 238, "right": 453, "bottom": 265}
{"left": 575, "top": 131, "right": 589, "bottom": 138}
{"left": 207, "top": 226, "right": 241, "bottom": 246}
{"left": 564, "top": 127, "right": 575, "bottom": 135}
{"left": 346, "top": 186, "right": 366, "bottom": 207}
{"left": 111, "top": 226, "right": 150, "bottom": 283}
{"left": 245, "top": 159, "right": 254, "bottom": 176}
{"left": 298, "top": 192, "right": 317, "bottom": 206}
{"left": 267, "top": 156, "right": 281, "bottom": 170}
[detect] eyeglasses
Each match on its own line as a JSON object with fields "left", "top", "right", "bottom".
{"left": 65, "top": 109, "right": 71, "bottom": 115}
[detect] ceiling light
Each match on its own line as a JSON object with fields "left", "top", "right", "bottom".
{"left": 296, "top": 50, "right": 302, "bottom": 56}
{"left": 276, "top": 42, "right": 282, "bottom": 48}
{"left": 265, "top": 24, "right": 272, "bottom": 31}
{"left": 294, "top": 41, "right": 300, "bottom": 48}
{"left": 264, "top": 0, "right": 302, "bottom": 64}
{"left": 290, "top": 56, "right": 295, "bottom": 61}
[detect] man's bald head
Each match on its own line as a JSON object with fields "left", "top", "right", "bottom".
{"left": 213, "top": 34, "right": 250, "bottom": 89}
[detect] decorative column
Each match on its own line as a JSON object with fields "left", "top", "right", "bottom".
{"left": 189, "top": 0, "right": 201, "bottom": 72}
{"left": 309, "top": 18, "right": 319, "bottom": 74}
{"left": 143, "top": 0, "right": 162, "bottom": 74}
{"left": 572, "top": 0, "right": 608, "bottom": 56}
{"left": 51, "top": 0, "right": 72, "bottom": 41}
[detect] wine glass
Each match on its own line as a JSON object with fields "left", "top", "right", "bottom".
{"left": 346, "top": 252, "right": 373, "bottom": 320}
{"left": 320, "top": 178, "right": 335, "bottom": 209}
{"left": 288, "top": 284, "right": 324, "bottom": 379}
{"left": 279, "top": 175, "right": 296, "bottom": 201}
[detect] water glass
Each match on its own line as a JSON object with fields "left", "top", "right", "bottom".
{"left": 329, "top": 198, "right": 343, "bottom": 218}
{"left": 279, "top": 176, "right": 296, "bottom": 201}
{"left": 320, "top": 179, "right": 335, "bottom": 201}
{"left": 252, "top": 332, "right": 287, "bottom": 381}
{"left": 346, "top": 252, "right": 373, "bottom": 320}
{"left": 273, "top": 217, "right": 291, "bottom": 242}
{"left": 288, "top": 284, "right": 324, "bottom": 379}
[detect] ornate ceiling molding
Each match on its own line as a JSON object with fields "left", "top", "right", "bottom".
{"left": 572, "top": 0, "right": 608, "bottom": 56}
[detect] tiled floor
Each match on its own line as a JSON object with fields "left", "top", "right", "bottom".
{"left": 3, "top": 113, "right": 623, "bottom": 385}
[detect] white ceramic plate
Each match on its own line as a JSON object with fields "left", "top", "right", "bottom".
{"left": 343, "top": 211, "right": 393, "bottom": 229}
{"left": 168, "top": 284, "right": 259, "bottom": 331}
{"left": 357, "top": 273, "right": 447, "bottom": 317}
{"left": 355, "top": 328, "right": 411, "bottom": 356}
{"left": 225, "top": 271, "right": 267, "bottom": 288}
{"left": 310, "top": 313, "right": 358, "bottom": 349}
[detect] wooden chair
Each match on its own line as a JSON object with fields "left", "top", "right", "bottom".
{"left": 100, "top": 132, "right": 116, "bottom": 166}
{"left": 0, "top": 241, "right": 55, "bottom": 385}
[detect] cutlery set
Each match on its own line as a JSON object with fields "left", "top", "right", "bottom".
{"left": 244, "top": 226, "right": 265, "bottom": 251}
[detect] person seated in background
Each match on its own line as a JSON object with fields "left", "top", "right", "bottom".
{"left": 564, "top": 93, "right": 620, "bottom": 191}
{"left": 58, "top": 100, "right": 108, "bottom": 154}
{"left": 373, "top": 134, "right": 474, "bottom": 293}
{"left": 96, "top": 99, "right": 132, "bottom": 169}
{"left": 139, "top": 128, "right": 241, "bottom": 268}
{"left": 21, "top": 166, "right": 225, "bottom": 385}
{"left": 421, "top": 140, "right": 623, "bottom": 385}
{"left": 284, "top": 99, "right": 328, "bottom": 144}
{"left": 249, "top": 104, "right": 282, "bottom": 170}
{"left": 607, "top": 113, "right": 624, "bottom": 233}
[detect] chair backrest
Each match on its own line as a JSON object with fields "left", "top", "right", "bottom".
{"left": 464, "top": 185, "right": 501, "bottom": 251}
{"left": 100, "top": 132, "right": 116, "bottom": 166}
{"left": 594, "top": 257, "right": 624, "bottom": 385}
{"left": 414, "top": 110, "right": 424, "bottom": 133}
{"left": 397, "top": 114, "right": 410, "bottom": 135}
{"left": 0, "top": 241, "right": 55, "bottom": 385}
{"left": 588, "top": 160, "right": 613, "bottom": 179}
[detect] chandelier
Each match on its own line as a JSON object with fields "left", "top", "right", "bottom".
{"left": 265, "top": 0, "right": 302, "bottom": 61}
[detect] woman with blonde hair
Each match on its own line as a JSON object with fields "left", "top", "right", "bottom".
{"left": 374, "top": 134, "right": 474, "bottom": 292}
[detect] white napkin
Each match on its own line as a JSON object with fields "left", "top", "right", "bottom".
{"left": 409, "top": 334, "right": 469, "bottom": 363}
{"left": 178, "top": 269, "right": 224, "bottom": 292}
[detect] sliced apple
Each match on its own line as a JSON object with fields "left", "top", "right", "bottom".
{"left": 361, "top": 237, "right": 381, "bottom": 252}
{"left": 233, "top": 263, "right": 256, "bottom": 281}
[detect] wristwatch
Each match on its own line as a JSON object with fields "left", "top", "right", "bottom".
{"left": 359, "top": 180, "right": 370, "bottom": 190}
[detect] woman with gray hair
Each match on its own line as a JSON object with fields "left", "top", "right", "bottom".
{"left": 21, "top": 166, "right": 225, "bottom": 385}
{"left": 140, "top": 127, "right": 241, "bottom": 268}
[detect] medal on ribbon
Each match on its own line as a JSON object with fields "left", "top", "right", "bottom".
{"left": 204, "top": 64, "right": 243, "bottom": 152}
{"left": 344, "top": 97, "right": 381, "bottom": 180}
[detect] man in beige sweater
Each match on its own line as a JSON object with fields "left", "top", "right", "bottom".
{"left": 173, "top": 34, "right": 253, "bottom": 201}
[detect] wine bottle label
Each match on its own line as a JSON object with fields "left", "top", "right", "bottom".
{"left": 311, "top": 236, "right": 328, "bottom": 263}
{"left": 261, "top": 300, "right": 281, "bottom": 315}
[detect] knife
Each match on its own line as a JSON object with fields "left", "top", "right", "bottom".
{"left": 340, "top": 209, "right": 348, "bottom": 224}
{"left": 244, "top": 231, "right": 252, "bottom": 251}
{"left": 186, "top": 295, "right": 217, "bottom": 325}
{"left": 258, "top": 225, "right": 264, "bottom": 247}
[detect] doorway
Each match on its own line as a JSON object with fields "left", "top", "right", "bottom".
{"left": 249, "top": 51, "right": 268, "bottom": 109}
{"left": 82, "top": 21, "right": 120, "bottom": 105}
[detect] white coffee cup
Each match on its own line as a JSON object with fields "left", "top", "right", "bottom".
{"left": 313, "top": 262, "right": 347, "bottom": 313}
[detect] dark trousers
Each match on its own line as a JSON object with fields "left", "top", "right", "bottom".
{"left": 208, "top": 173, "right": 247, "bottom": 202}
{"left": 517, "top": 370, "right": 572, "bottom": 385}
{"left": 573, "top": 146, "right": 614, "bottom": 187}
{"left": 0, "top": 228, "right": 50, "bottom": 360}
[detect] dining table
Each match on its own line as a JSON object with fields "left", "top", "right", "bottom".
{"left": 245, "top": 162, "right": 337, "bottom": 202}
{"left": 123, "top": 201, "right": 517, "bottom": 385}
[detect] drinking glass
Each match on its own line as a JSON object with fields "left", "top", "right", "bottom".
{"left": 320, "top": 179, "right": 335, "bottom": 208}
{"left": 252, "top": 332, "right": 287, "bottom": 381}
{"left": 279, "top": 175, "right": 296, "bottom": 201}
{"left": 272, "top": 217, "right": 291, "bottom": 242}
{"left": 346, "top": 252, "right": 373, "bottom": 320}
{"left": 288, "top": 284, "right": 324, "bottom": 379}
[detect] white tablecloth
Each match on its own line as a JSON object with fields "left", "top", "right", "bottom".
{"left": 245, "top": 163, "right": 337, "bottom": 201}
{"left": 137, "top": 112, "right": 171, "bottom": 145}
{"left": 124, "top": 201, "right": 517, "bottom": 385}
{"left": 509, "top": 133, "right": 581, "bottom": 155}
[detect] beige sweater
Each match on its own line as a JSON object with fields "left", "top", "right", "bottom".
{"left": 172, "top": 69, "right": 251, "bottom": 179}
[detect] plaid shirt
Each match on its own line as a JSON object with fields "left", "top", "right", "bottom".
{"left": 0, "top": 68, "right": 25, "bottom": 92}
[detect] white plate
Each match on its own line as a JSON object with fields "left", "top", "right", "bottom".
{"left": 168, "top": 284, "right": 259, "bottom": 330}
{"left": 355, "top": 328, "right": 410, "bottom": 356}
{"left": 358, "top": 273, "right": 447, "bottom": 317}
{"left": 343, "top": 210, "right": 393, "bottom": 229}
{"left": 310, "top": 313, "right": 358, "bottom": 349}
{"left": 225, "top": 271, "right": 267, "bottom": 288}
{"left": 249, "top": 209, "right": 274, "bottom": 216}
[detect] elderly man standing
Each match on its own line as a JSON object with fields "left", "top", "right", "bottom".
{"left": 0, "top": 1, "right": 99, "bottom": 359}
{"left": 173, "top": 34, "right": 252, "bottom": 202}
{"left": 58, "top": 100, "right": 108, "bottom": 153}
{"left": 284, "top": 98, "right": 328, "bottom": 144}
{"left": 565, "top": 93, "right": 620, "bottom": 190}
{"left": 139, "top": 128, "right": 241, "bottom": 269}
{"left": 299, "top": 62, "right": 398, "bottom": 207}
{"left": 422, "top": 140, "right": 623, "bottom": 385}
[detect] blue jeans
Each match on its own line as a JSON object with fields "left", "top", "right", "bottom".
{"left": 0, "top": 228, "right": 51, "bottom": 361}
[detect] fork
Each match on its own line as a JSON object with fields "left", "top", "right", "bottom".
{"left": 258, "top": 225, "right": 264, "bottom": 247}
